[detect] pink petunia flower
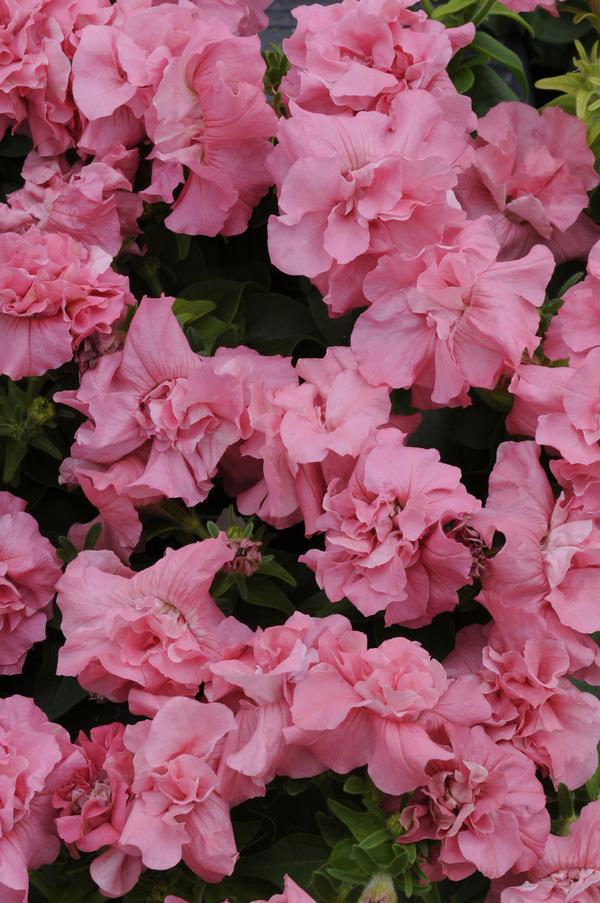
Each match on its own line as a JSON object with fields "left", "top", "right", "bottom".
{"left": 0, "top": 695, "right": 82, "bottom": 903}
{"left": 53, "top": 722, "right": 140, "bottom": 898}
{"left": 479, "top": 441, "right": 600, "bottom": 636}
{"left": 281, "top": 0, "right": 474, "bottom": 126}
{"left": 545, "top": 239, "right": 600, "bottom": 366}
{"left": 55, "top": 537, "right": 252, "bottom": 715}
{"left": 0, "top": 492, "right": 62, "bottom": 674}
{"left": 207, "top": 612, "right": 351, "bottom": 802}
{"left": 446, "top": 622, "right": 600, "bottom": 790}
{"left": 456, "top": 102, "right": 599, "bottom": 263}
{"left": 71, "top": 4, "right": 276, "bottom": 235}
{"left": 0, "top": 226, "right": 134, "bottom": 380}
{"left": 56, "top": 296, "right": 245, "bottom": 510}
{"left": 398, "top": 725, "right": 549, "bottom": 880}
{"left": 496, "top": 801, "right": 600, "bottom": 901}
{"left": 301, "top": 428, "right": 481, "bottom": 626}
{"left": 287, "top": 625, "right": 490, "bottom": 795}
{"left": 267, "top": 89, "right": 469, "bottom": 315}
{"left": 352, "top": 218, "right": 555, "bottom": 407}
{"left": 2, "top": 148, "right": 143, "bottom": 271}
{"left": 120, "top": 696, "right": 238, "bottom": 885}
{"left": 222, "top": 346, "right": 391, "bottom": 535}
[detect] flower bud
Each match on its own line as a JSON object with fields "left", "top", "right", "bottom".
{"left": 358, "top": 873, "right": 397, "bottom": 903}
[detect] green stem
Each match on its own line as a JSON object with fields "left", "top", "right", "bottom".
{"left": 421, "top": 0, "right": 435, "bottom": 15}
{"left": 29, "top": 871, "right": 53, "bottom": 899}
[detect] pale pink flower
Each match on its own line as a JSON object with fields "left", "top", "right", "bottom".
{"left": 498, "top": 801, "right": 600, "bottom": 901}
{"left": 352, "top": 218, "right": 555, "bottom": 406}
{"left": 0, "top": 226, "right": 133, "bottom": 380}
{"left": 282, "top": 0, "right": 474, "bottom": 126}
{"left": 0, "top": 492, "right": 61, "bottom": 675}
{"left": 398, "top": 725, "right": 549, "bottom": 880}
{"left": 446, "top": 623, "right": 600, "bottom": 790}
{"left": 301, "top": 428, "right": 481, "bottom": 626}
{"left": 268, "top": 89, "right": 469, "bottom": 315}
{"left": 53, "top": 723, "right": 141, "bottom": 898}
{"left": 120, "top": 697, "right": 238, "bottom": 883}
{"left": 56, "top": 297, "right": 245, "bottom": 508}
{"left": 287, "top": 626, "right": 490, "bottom": 795}
{"left": 55, "top": 537, "right": 252, "bottom": 715}
{"left": 456, "top": 103, "right": 599, "bottom": 262}
{"left": 546, "top": 240, "right": 600, "bottom": 366}
{"left": 0, "top": 695, "right": 82, "bottom": 903}
{"left": 207, "top": 612, "right": 351, "bottom": 801}
{"left": 4, "top": 148, "right": 142, "bottom": 270}
{"left": 507, "top": 362, "right": 573, "bottom": 440}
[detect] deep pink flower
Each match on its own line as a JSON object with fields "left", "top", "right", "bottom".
{"left": 446, "top": 623, "right": 600, "bottom": 790}
{"left": 0, "top": 695, "right": 82, "bottom": 903}
{"left": 0, "top": 226, "right": 133, "bottom": 379}
{"left": 268, "top": 89, "right": 469, "bottom": 315}
{"left": 287, "top": 626, "right": 490, "bottom": 795}
{"left": 53, "top": 723, "right": 140, "bottom": 898}
{"left": 497, "top": 801, "right": 600, "bottom": 901}
{"left": 398, "top": 726, "right": 549, "bottom": 880}
{"left": 55, "top": 537, "right": 252, "bottom": 715}
{"left": 352, "top": 218, "right": 555, "bottom": 406}
{"left": 456, "top": 102, "right": 599, "bottom": 262}
{"left": 281, "top": 0, "right": 474, "bottom": 125}
{"left": 301, "top": 428, "right": 481, "bottom": 626}
{"left": 0, "top": 492, "right": 61, "bottom": 674}
{"left": 56, "top": 297, "right": 245, "bottom": 509}
{"left": 120, "top": 697, "right": 238, "bottom": 883}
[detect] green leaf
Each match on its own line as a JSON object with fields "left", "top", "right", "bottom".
{"left": 235, "top": 833, "right": 329, "bottom": 886}
{"left": 327, "top": 800, "right": 386, "bottom": 842}
{"left": 30, "top": 433, "right": 63, "bottom": 460}
{"left": 244, "top": 292, "right": 319, "bottom": 355}
{"left": 172, "top": 297, "right": 216, "bottom": 327}
{"left": 451, "top": 66, "right": 475, "bottom": 94}
{"left": 83, "top": 522, "right": 102, "bottom": 550}
{"left": 2, "top": 437, "right": 26, "bottom": 483}
{"left": 243, "top": 576, "right": 295, "bottom": 614}
{"left": 488, "top": 2, "right": 535, "bottom": 35}
{"left": 467, "top": 64, "right": 520, "bottom": 115}
{"left": 257, "top": 557, "right": 297, "bottom": 586}
{"left": 431, "top": 0, "right": 477, "bottom": 17}
{"left": 468, "top": 31, "right": 529, "bottom": 96}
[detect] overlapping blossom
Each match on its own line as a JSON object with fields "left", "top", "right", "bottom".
{"left": 0, "top": 492, "right": 61, "bottom": 674}
{"left": 268, "top": 89, "right": 469, "bottom": 315}
{"left": 55, "top": 536, "right": 251, "bottom": 715}
{"left": 0, "top": 226, "right": 133, "bottom": 380}
{"left": 301, "top": 427, "right": 482, "bottom": 626}
{"left": 456, "top": 102, "right": 599, "bottom": 262}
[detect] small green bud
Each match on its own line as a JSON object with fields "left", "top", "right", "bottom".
{"left": 358, "top": 873, "right": 397, "bottom": 903}
{"left": 29, "top": 397, "right": 55, "bottom": 426}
